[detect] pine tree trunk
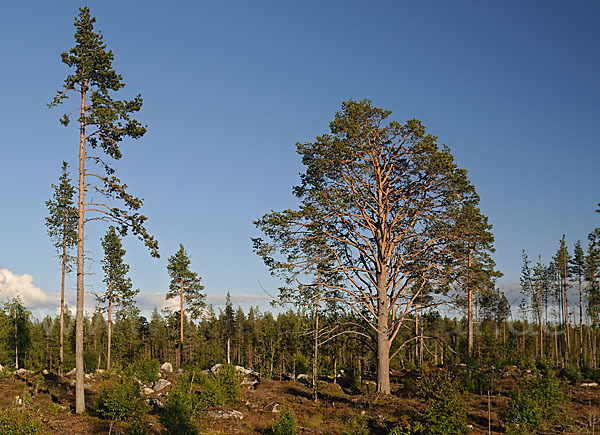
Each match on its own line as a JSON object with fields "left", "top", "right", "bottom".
{"left": 313, "top": 294, "right": 319, "bottom": 402}
{"left": 227, "top": 338, "right": 231, "bottom": 364}
{"left": 376, "top": 270, "right": 390, "bottom": 394}
{"left": 586, "top": 316, "right": 592, "bottom": 367}
{"left": 563, "top": 260, "right": 570, "bottom": 365}
{"left": 75, "top": 88, "right": 87, "bottom": 414}
{"left": 578, "top": 274, "right": 583, "bottom": 361}
{"left": 59, "top": 224, "right": 67, "bottom": 376}
{"left": 14, "top": 307, "right": 18, "bottom": 370}
{"left": 180, "top": 275, "right": 184, "bottom": 368}
{"left": 415, "top": 305, "right": 420, "bottom": 365}
{"left": 553, "top": 290, "right": 559, "bottom": 366}
{"left": 539, "top": 282, "right": 544, "bottom": 360}
{"left": 468, "top": 249, "right": 474, "bottom": 356}
{"left": 107, "top": 280, "right": 112, "bottom": 371}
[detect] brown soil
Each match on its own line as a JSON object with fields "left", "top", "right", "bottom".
{"left": 0, "top": 368, "right": 598, "bottom": 434}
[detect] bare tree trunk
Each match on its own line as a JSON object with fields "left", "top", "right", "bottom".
{"left": 578, "top": 274, "right": 584, "bottom": 362}
{"left": 227, "top": 338, "right": 231, "bottom": 364}
{"left": 376, "top": 270, "right": 390, "bottom": 394}
{"left": 333, "top": 357, "right": 337, "bottom": 384}
{"left": 587, "top": 316, "right": 593, "bottom": 368}
{"left": 468, "top": 248, "right": 474, "bottom": 356}
{"left": 75, "top": 88, "right": 87, "bottom": 414}
{"left": 179, "top": 275, "right": 184, "bottom": 368}
{"left": 553, "top": 289, "right": 559, "bottom": 366}
{"left": 415, "top": 304, "right": 420, "bottom": 365}
{"left": 14, "top": 307, "right": 18, "bottom": 370}
{"left": 539, "top": 282, "right": 544, "bottom": 360}
{"left": 313, "top": 293, "right": 319, "bottom": 402}
{"left": 593, "top": 327, "right": 598, "bottom": 369}
{"left": 563, "top": 259, "right": 570, "bottom": 365}
{"left": 59, "top": 223, "right": 67, "bottom": 376}
{"left": 521, "top": 320, "right": 525, "bottom": 354}
{"left": 107, "top": 280, "right": 112, "bottom": 371}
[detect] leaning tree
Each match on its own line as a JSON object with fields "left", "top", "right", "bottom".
{"left": 49, "top": 7, "right": 159, "bottom": 413}
{"left": 254, "top": 100, "right": 478, "bottom": 393}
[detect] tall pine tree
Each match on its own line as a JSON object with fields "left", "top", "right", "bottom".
{"left": 553, "top": 236, "right": 571, "bottom": 365}
{"left": 166, "top": 244, "right": 205, "bottom": 368}
{"left": 570, "top": 240, "right": 586, "bottom": 358}
{"left": 99, "top": 226, "right": 136, "bottom": 371}
{"left": 451, "top": 202, "right": 501, "bottom": 356}
{"left": 45, "top": 161, "right": 77, "bottom": 375}
{"left": 49, "top": 7, "right": 158, "bottom": 412}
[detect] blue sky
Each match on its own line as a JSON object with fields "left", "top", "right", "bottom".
{"left": 1, "top": 1, "right": 599, "bottom": 316}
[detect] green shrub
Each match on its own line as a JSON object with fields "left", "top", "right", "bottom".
{"left": 0, "top": 366, "right": 12, "bottom": 380}
{"left": 0, "top": 408, "right": 43, "bottom": 435}
{"left": 94, "top": 376, "right": 149, "bottom": 422}
{"left": 505, "top": 363, "right": 564, "bottom": 432}
{"left": 293, "top": 353, "right": 310, "bottom": 375}
{"left": 272, "top": 406, "right": 297, "bottom": 435}
{"left": 416, "top": 371, "right": 466, "bottom": 435}
{"left": 168, "top": 373, "right": 202, "bottom": 415}
{"left": 343, "top": 415, "right": 369, "bottom": 435}
{"left": 388, "top": 426, "right": 418, "bottom": 435}
{"left": 199, "top": 363, "right": 240, "bottom": 408}
{"left": 133, "top": 357, "right": 160, "bottom": 384}
{"left": 564, "top": 362, "right": 583, "bottom": 384}
{"left": 506, "top": 389, "right": 543, "bottom": 432}
{"left": 160, "top": 391, "right": 198, "bottom": 435}
{"left": 451, "top": 360, "right": 498, "bottom": 394}
{"left": 581, "top": 366, "right": 600, "bottom": 382}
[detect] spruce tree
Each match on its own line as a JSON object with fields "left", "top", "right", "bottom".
{"left": 49, "top": 7, "right": 158, "bottom": 412}
{"left": 45, "top": 161, "right": 77, "bottom": 375}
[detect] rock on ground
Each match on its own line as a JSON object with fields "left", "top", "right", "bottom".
{"left": 153, "top": 379, "right": 171, "bottom": 392}
{"left": 296, "top": 374, "right": 310, "bottom": 385}
{"left": 207, "top": 409, "right": 244, "bottom": 419}
{"left": 161, "top": 362, "right": 173, "bottom": 373}
{"left": 210, "top": 363, "right": 223, "bottom": 374}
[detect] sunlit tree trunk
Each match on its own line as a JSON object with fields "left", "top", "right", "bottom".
{"left": 75, "top": 88, "right": 87, "bottom": 414}
{"left": 107, "top": 280, "right": 112, "bottom": 371}
{"left": 59, "top": 222, "right": 67, "bottom": 376}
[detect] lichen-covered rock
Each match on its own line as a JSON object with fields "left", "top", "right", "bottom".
{"left": 153, "top": 379, "right": 171, "bottom": 392}
{"left": 296, "top": 374, "right": 310, "bottom": 385}
{"left": 207, "top": 409, "right": 244, "bottom": 419}
{"left": 210, "top": 363, "right": 223, "bottom": 374}
{"left": 160, "top": 362, "right": 173, "bottom": 373}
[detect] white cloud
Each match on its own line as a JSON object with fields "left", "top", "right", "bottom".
{"left": 135, "top": 292, "right": 272, "bottom": 312}
{"left": 206, "top": 293, "right": 272, "bottom": 307}
{"left": 0, "top": 268, "right": 56, "bottom": 308}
